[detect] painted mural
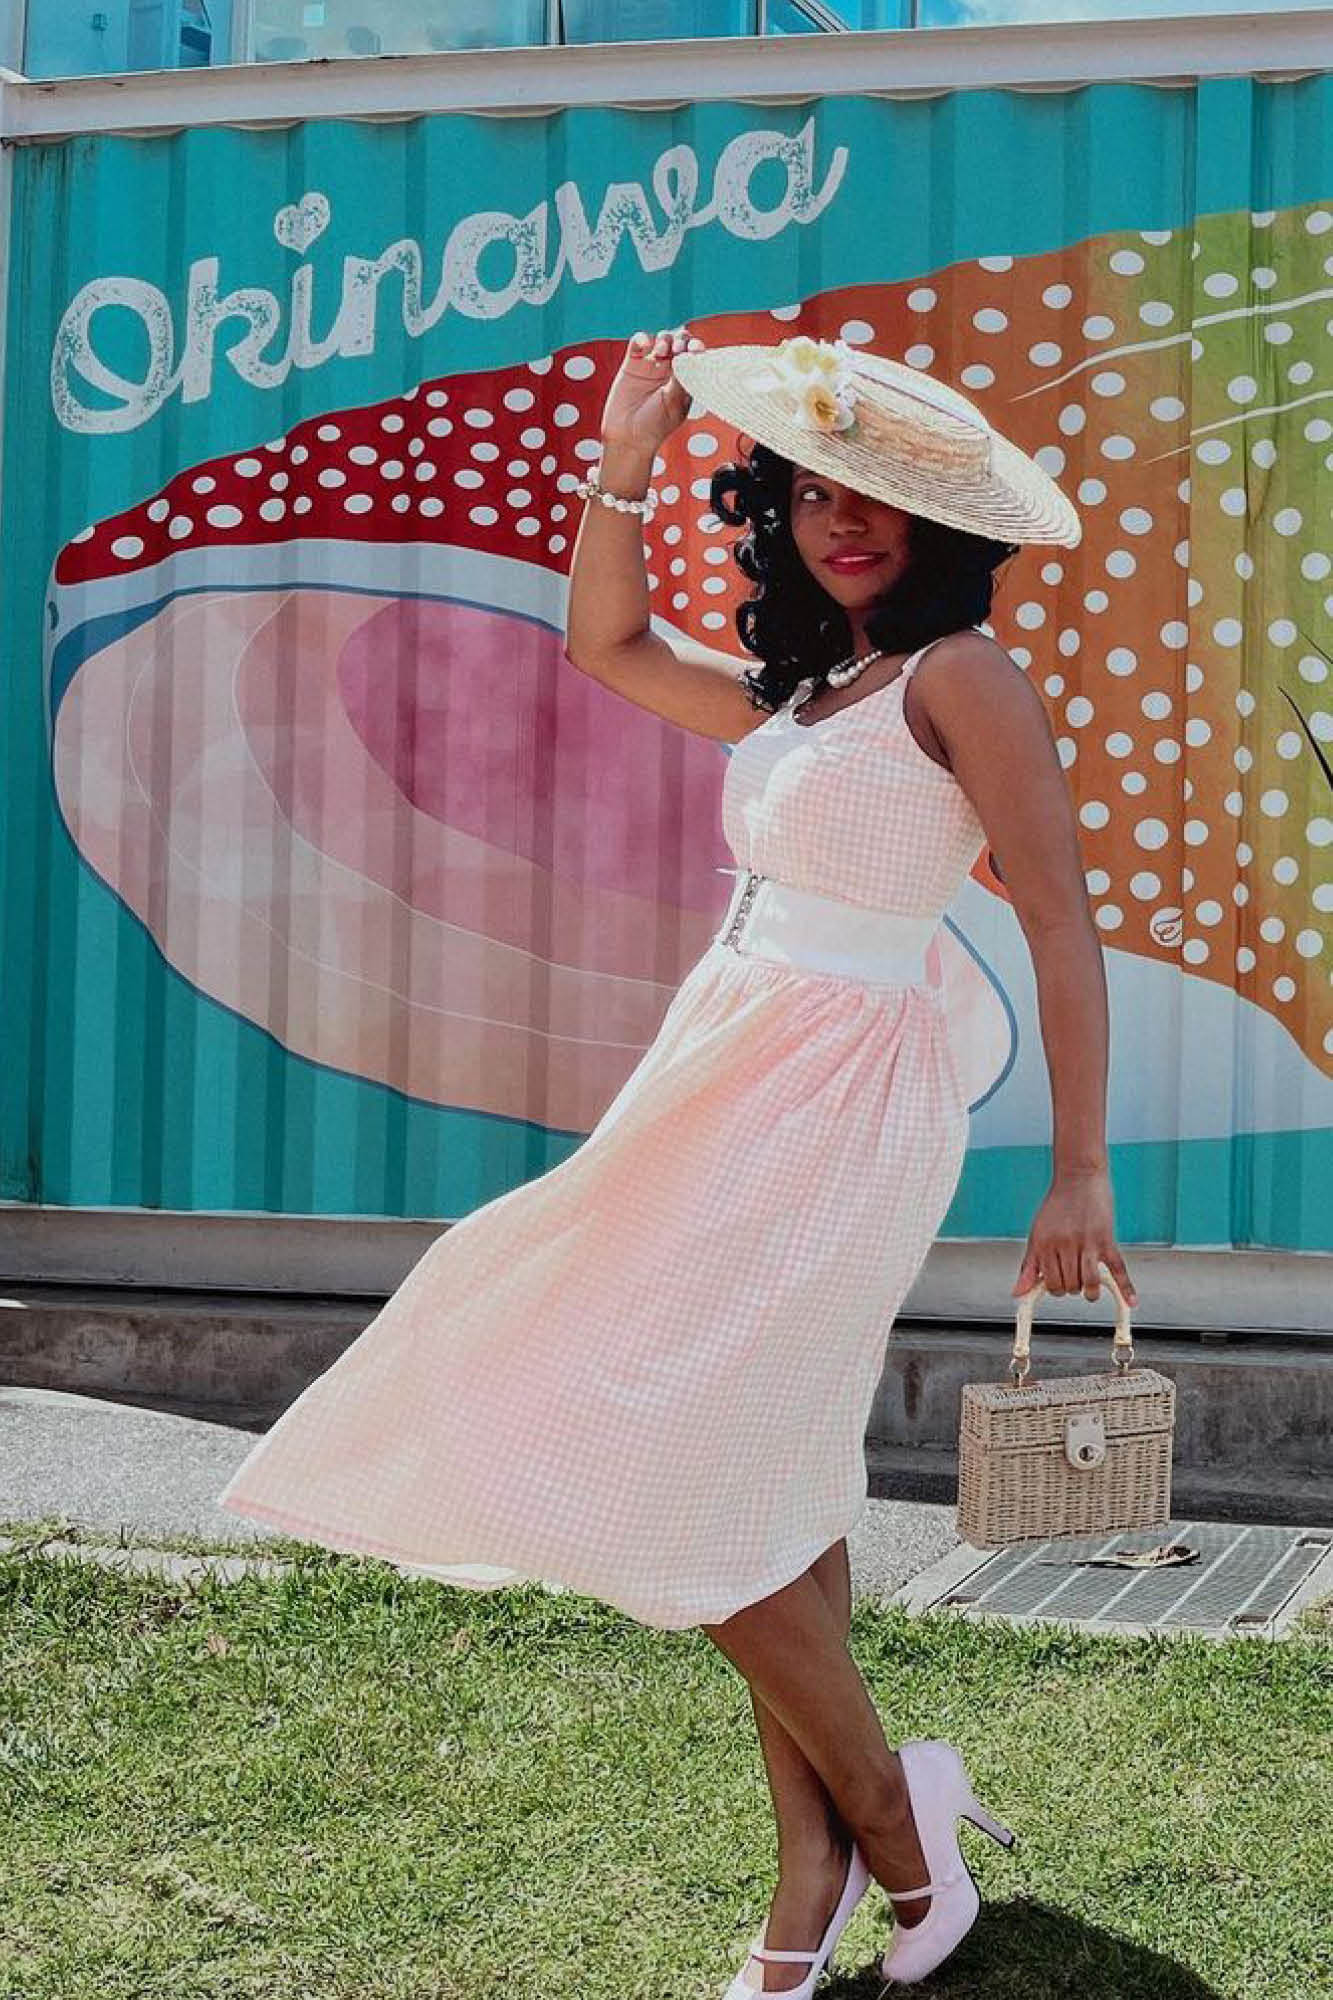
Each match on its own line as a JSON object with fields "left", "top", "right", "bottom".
{"left": 4, "top": 88, "right": 1332, "bottom": 1243}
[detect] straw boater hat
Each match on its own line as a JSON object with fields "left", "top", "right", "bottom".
{"left": 671, "top": 335, "right": 1081, "bottom": 549}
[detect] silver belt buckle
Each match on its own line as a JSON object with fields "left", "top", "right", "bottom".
{"left": 721, "top": 868, "right": 765, "bottom": 950}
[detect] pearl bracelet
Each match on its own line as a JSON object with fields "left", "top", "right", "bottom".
{"left": 573, "top": 464, "right": 659, "bottom": 523}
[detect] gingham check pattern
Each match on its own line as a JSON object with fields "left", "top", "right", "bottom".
{"left": 217, "top": 637, "right": 989, "bottom": 1629}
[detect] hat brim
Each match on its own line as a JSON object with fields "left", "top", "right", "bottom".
{"left": 672, "top": 344, "right": 1081, "bottom": 550}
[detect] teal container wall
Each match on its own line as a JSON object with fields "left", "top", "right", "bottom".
{"left": 2, "top": 79, "right": 1331, "bottom": 1244}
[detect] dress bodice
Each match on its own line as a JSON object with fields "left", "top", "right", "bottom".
{"left": 721, "top": 637, "right": 989, "bottom": 919}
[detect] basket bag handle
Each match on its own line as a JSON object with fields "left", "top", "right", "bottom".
{"left": 1011, "top": 1258, "right": 1134, "bottom": 1386}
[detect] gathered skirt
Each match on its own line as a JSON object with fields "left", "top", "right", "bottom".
{"left": 217, "top": 936, "right": 970, "bottom": 1630}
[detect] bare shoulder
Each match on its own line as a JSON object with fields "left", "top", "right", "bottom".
{"left": 898, "top": 628, "right": 1018, "bottom": 771}
{"left": 911, "top": 627, "right": 1049, "bottom": 741}
{"left": 917, "top": 626, "right": 1030, "bottom": 693}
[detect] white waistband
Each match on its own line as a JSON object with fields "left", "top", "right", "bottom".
{"left": 712, "top": 867, "right": 939, "bottom": 989}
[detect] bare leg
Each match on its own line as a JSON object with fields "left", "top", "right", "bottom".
{"left": 702, "top": 1561, "right": 932, "bottom": 1993}
{"left": 739, "top": 1539, "right": 862, "bottom": 1993}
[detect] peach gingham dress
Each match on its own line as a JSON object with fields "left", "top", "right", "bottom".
{"left": 217, "top": 629, "right": 1007, "bottom": 1630}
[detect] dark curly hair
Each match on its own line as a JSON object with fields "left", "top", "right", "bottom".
{"left": 709, "top": 440, "right": 1024, "bottom": 713}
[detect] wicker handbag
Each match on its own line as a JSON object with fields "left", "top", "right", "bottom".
{"left": 955, "top": 1260, "right": 1175, "bottom": 1549}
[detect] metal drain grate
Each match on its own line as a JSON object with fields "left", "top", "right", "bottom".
{"left": 896, "top": 1520, "right": 1333, "bottom": 1639}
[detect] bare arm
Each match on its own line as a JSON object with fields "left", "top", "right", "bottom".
{"left": 563, "top": 329, "right": 761, "bottom": 744}
{"left": 920, "top": 633, "right": 1109, "bottom": 1178}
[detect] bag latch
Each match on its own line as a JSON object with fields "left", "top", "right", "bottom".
{"left": 1065, "top": 1410, "right": 1106, "bottom": 1470}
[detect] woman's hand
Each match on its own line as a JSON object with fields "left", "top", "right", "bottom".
{"left": 599, "top": 326, "right": 703, "bottom": 458}
{"left": 1011, "top": 1168, "right": 1138, "bottom": 1305}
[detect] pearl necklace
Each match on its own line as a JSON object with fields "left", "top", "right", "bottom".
{"left": 790, "top": 645, "right": 886, "bottom": 714}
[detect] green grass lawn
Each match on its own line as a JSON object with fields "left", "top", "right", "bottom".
{"left": 2, "top": 1519, "right": 1330, "bottom": 2000}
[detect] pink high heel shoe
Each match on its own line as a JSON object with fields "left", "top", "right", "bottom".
{"left": 877, "top": 1739, "right": 1017, "bottom": 1986}
{"left": 723, "top": 1841, "right": 872, "bottom": 1997}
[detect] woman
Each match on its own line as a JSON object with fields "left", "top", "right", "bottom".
{"left": 218, "top": 325, "right": 1138, "bottom": 1995}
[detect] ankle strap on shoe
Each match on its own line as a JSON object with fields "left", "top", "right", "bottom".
{"left": 750, "top": 1944, "right": 819, "bottom": 1963}
{"left": 885, "top": 1869, "right": 964, "bottom": 1901}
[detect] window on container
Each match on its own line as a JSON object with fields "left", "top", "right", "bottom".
{"left": 23, "top": 0, "right": 234, "bottom": 75}
{"left": 249, "top": 1, "right": 547, "bottom": 60}
{"left": 918, "top": 0, "right": 1329, "bottom": 19}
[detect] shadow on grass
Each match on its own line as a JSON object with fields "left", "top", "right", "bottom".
{"left": 823, "top": 1894, "right": 1223, "bottom": 1997}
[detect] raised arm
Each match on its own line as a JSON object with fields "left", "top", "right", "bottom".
{"left": 563, "top": 327, "right": 762, "bottom": 745}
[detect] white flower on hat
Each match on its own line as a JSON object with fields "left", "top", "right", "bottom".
{"left": 772, "top": 335, "right": 857, "bottom": 434}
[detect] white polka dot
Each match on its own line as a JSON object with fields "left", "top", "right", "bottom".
{"left": 206, "top": 505, "right": 242, "bottom": 529}
{"left": 318, "top": 468, "right": 347, "bottom": 489}
{"left": 427, "top": 417, "right": 453, "bottom": 438}
{"left": 259, "top": 498, "right": 285, "bottom": 522}
{"left": 562, "top": 354, "right": 596, "bottom": 380}
{"left": 293, "top": 495, "right": 313, "bottom": 515}
{"left": 520, "top": 427, "right": 546, "bottom": 450}
{"left": 469, "top": 505, "right": 498, "bottom": 526}
{"left": 516, "top": 517, "right": 541, "bottom": 536}
{"left": 234, "top": 457, "right": 264, "bottom": 477}
{"left": 1182, "top": 939, "right": 1209, "bottom": 966}
{"left": 146, "top": 499, "right": 171, "bottom": 523}
{"left": 702, "top": 611, "right": 727, "bottom": 630}
{"left": 470, "top": 441, "right": 500, "bottom": 463}
{"left": 1080, "top": 800, "right": 1110, "bottom": 829}
{"left": 840, "top": 319, "right": 874, "bottom": 344}
{"left": 1260, "top": 790, "right": 1289, "bottom": 817}
{"left": 548, "top": 535, "right": 567, "bottom": 554}
{"left": 317, "top": 423, "right": 341, "bottom": 441}
{"left": 391, "top": 493, "right": 411, "bottom": 513}
{"left": 687, "top": 432, "right": 719, "bottom": 457}
{"left": 1305, "top": 818, "right": 1333, "bottom": 847}
{"left": 192, "top": 474, "right": 216, "bottom": 494}
{"left": 454, "top": 470, "right": 484, "bottom": 489}
{"left": 1094, "top": 905, "right": 1123, "bottom": 931}
{"left": 419, "top": 497, "right": 444, "bottom": 518}
{"left": 290, "top": 446, "right": 309, "bottom": 466}
{"left": 552, "top": 404, "right": 580, "bottom": 428}
{"left": 414, "top": 463, "right": 437, "bottom": 483}
{"left": 464, "top": 408, "right": 494, "bottom": 429}
{"left": 343, "top": 494, "right": 374, "bottom": 515}
{"left": 1129, "top": 872, "right": 1160, "bottom": 899}
{"left": 907, "top": 287, "right": 937, "bottom": 312}
{"left": 168, "top": 515, "right": 193, "bottom": 540}
{"left": 111, "top": 535, "right": 144, "bottom": 560}
{"left": 973, "top": 308, "right": 1008, "bottom": 334}
{"left": 1273, "top": 508, "right": 1303, "bottom": 536}
{"left": 504, "top": 388, "right": 536, "bottom": 412}
{"left": 1134, "top": 819, "right": 1170, "bottom": 851}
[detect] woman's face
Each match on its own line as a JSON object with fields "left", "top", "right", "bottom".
{"left": 787, "top": 463, "right": 914, "bottom": 615}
